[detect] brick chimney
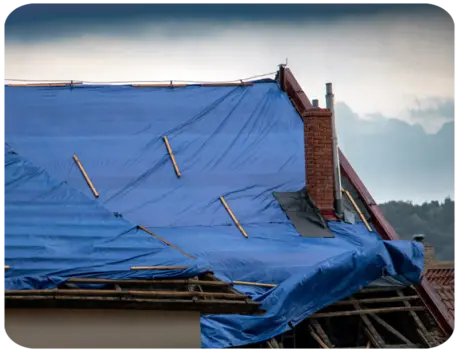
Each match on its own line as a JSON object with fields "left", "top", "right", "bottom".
{"left": 424, "top": 243, "right": 436, "bottom": 269}
{"left": 303, "top": 108, "right": 337, "bottom": 220}
{"left": 277, "top": 66, "right": 339, "bottom": 220}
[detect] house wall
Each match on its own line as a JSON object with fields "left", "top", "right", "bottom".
{"left": 5, "top": 308, "right": 201, "bottom": 348}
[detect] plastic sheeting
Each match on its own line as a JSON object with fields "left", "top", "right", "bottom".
{"left": 5, "top": 80, "right": 424, "bottom": 348}
{"left": 5, "top": 144, "right": 208, "bottom": 289}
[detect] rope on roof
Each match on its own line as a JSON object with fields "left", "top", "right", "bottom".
{"left": 4, "top": 71, "right": 277, "bottom": 86}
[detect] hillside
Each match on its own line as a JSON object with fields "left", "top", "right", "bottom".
{"left": 379, "top": 198, "right": 454, "bottom": 261}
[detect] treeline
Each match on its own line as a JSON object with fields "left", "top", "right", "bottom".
{"left": 379, "top": 198, "right": 454, "bottom": 261}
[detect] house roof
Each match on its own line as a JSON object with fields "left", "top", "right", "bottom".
{"left": 424, "top": 263, "right": 454, "bottom": 323}
{"left": 4, "top": 144, "right": 260, "bottom": 314}
{"left": 5, "top": 74, "right": 425, "bottom": 347}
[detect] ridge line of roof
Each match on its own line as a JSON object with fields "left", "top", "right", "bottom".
{"left": 4, "top": 71, "right": 277, "bottom": 86}
{"left": 5, "top": 78, "right": 277, "bottom": 88}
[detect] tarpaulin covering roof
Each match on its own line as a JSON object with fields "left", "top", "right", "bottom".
{"left": 4, "top": 144, "right": 208, "bottom": 289}
{"left": 5, "top": 79, "right": 424, "bottom": 348}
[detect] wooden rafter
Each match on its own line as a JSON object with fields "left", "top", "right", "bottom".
{"left": 352, "top": 300, "right": 385, "bottom": 348}
{"left": 368, "top": 313, "right": 413, "bottom": 345}
{"left": 397, "top": 290, "right": 433, "bottom": 347}
{"left": 310, "top": 319, "right": 334, "bottom": 348}
{"left": 309, "top": 326, "right": 330, "bottom": 348}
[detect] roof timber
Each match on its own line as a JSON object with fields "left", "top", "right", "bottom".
{"left": 242, "top": 285, "right": 447, "bottom": 348}
{"left": 5, "top": 272, "right": 262, "bottom": 315}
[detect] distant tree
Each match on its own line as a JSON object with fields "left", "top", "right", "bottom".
{"left": 379, "top": 198, "right": 454, "bottom": 261}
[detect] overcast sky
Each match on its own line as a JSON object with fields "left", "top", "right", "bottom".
{"left": 4, "top": 4, "right": 454, "bottom": 204}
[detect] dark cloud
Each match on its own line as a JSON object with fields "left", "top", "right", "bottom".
{"left": 5, "top": 4, "right": 450, "bottom": 42}
{"left": 335, "top": 102, "right": 454, "bottom": 204}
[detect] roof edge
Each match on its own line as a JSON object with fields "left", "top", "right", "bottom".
{"left": 338, "top": 150, "right": 454, "bottom": 336}
{"left": 427, "top": 261, "right": 455, "bottom": 270}
{"left": 276, "top": 65, "right": 454, "bottom": 337}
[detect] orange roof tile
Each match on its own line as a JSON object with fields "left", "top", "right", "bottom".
{"left": 425, "top": 266, "right": 454, "bottom": 322}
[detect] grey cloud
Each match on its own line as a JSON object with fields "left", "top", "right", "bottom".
{"left": 409, "top": 98, "right": 454, "bottom": 121}
{"left": 335, "top": 102, "right": 454, "bottom": 204}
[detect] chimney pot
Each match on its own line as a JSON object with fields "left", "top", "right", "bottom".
{"left": 326, "top": 82, "right": 333, "bottom": 95}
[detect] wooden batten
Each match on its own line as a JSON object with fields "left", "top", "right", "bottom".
{"left": 72, "top": 154, "right": 99, "bottom": 198}
{"left": 332, "top": 295, "right": 420, "bottom": 306}
{"left": 162, "top": 136, "right": 181, "bottom": 178}
{"left": 341, "top": 188, "right": 372, "bottom": 232}
{"left": 66, "top": 277, "right": 229, "bottom": 287}
{"left": 232, "top": 280, "right": 276, "bottom": 288}
{"left": 5, "top": 288, "right": 245, "bottom": 299}
{"left": 219, "top": 196, "right": 249, "bottom": 238}
{"left": 8, "top": 81, "right": 83, "bottom": 87}
{"left": 310, "top": 306, "right": 425, "bottom": 318}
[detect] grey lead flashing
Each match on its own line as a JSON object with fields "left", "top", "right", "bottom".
{"left": 273, "top": 188, "right": 334, "bottom": 238}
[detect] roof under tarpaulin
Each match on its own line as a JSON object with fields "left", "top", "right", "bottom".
{"left": 5, "top": 79, "right": 423, "bottom": 348}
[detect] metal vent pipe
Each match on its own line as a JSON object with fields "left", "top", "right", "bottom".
{"left": 325, "top": 83, "right": 343, "bottom": 217}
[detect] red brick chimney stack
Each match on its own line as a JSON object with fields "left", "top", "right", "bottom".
{"left": 277, "top": 66, "right": 339, "bottom": 220}
{"left": 302, "top": 108, "right": 337, "bottom": 220}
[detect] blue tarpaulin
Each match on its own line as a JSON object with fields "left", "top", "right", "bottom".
{"left": 4, "top": 144, "right": 209, "bottom": 289}
{"left": 5, "top": 80, "right": 423, "bottom": 348}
